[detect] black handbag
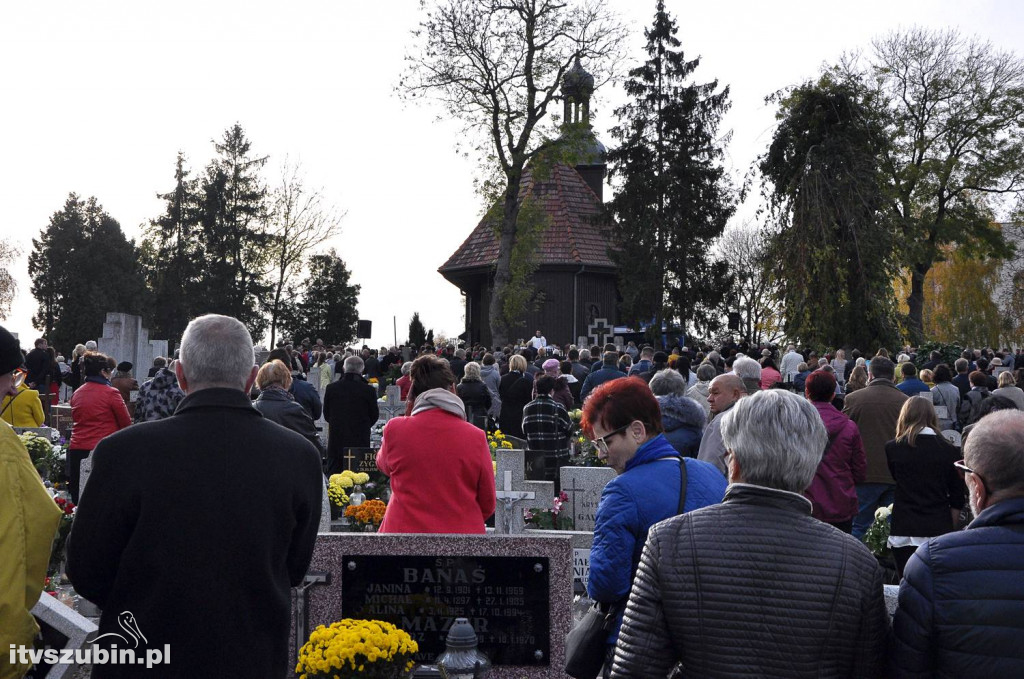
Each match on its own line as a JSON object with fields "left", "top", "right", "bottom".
{"left": 564, "top": 458, "right": 688, "bottom": 679}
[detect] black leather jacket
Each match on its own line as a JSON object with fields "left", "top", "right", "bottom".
{"left": 612, "top": 484, "right": 889, "bottom": 678}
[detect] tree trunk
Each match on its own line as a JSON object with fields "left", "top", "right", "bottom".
{"left": 487, "top": 179, "right": 523, "bottom": 348}
{"left": 905, "top": 262, "right": 930, "bottom": 344}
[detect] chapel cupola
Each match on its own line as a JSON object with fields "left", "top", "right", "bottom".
{"left": 560, "top": 55, "right": 606, "bottom": 201}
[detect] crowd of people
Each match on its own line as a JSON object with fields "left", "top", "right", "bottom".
{"left": 3, "top": 318, "right": 1024, "bottom": 677}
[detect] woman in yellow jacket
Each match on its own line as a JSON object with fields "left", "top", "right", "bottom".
{"left": 1, "top": 382, "right": 45, "bottom": 427}
{"left": 0, "top": 328, "right": 61, "bottom": 679}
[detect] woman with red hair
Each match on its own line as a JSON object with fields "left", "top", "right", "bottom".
{"left": 803, "top": 369, "right": 866, "bottom": 533}
{"left": 582, "top": 377, "right": 726, "bottom": 675}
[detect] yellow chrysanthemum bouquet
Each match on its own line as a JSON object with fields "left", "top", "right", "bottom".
{"left": 296, "top": 619, "right": 418, "bottom": 679}
{"left": 328, "top": 471, "right": 371, "bottom": 508}
{"left": 487, "top": 429, "right": 514, "bottom": 452}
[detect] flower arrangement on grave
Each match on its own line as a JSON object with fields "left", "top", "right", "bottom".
{"left": 19, "top": 432, "right": 52, "bottom": 464}
{"left": 862, "top": 504, "right": 892, "bottom": 557}
{"left": 525, "top": 491, "right": 574, "bottom": 530}
{"left": 31, "top": 436, "right": 68, "bottom": 488}
{"left": 49, "top": 495, "right": 76, "bottom": 576}
{"left": 487, "top": 430, "right": 513, "bottom": 453}
{"left": 565, "top": 411, "right": 603, "bottom": 466}
{"left": 345, "top": 499, "right": 387, "bottom": 529}
{"left": 295, "top": 618, "right": 418, "bottom": 679}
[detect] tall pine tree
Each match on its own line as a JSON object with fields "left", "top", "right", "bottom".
{"left": 196, "top": 124, "right": 272, "bottom": 339}
{"left": 142, "top": 152, "right": 204, "bottom": 345}
{"left": 606, "top": 1, "right": 734, "bottom": 340}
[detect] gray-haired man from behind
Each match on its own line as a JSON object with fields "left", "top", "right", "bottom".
{"left": 612, "top": 390, "right": 888, "bottom": 678}
{"left": 67, "top": 314, "right": 323, "bottom": 678}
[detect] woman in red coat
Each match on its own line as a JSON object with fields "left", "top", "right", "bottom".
{"left": 377, "top": 354, "right": 495, "bottom": 534}
{"left": 68, "top": 352, "right": 131, "bottom": 502}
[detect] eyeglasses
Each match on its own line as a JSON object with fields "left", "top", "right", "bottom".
{"left": 954, "top": 459, "right": 991, "bottom": 495}
{"left": 591, "top": 423, "right": 631, "bottom": 454}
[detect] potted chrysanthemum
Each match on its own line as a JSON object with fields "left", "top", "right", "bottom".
{"left": 296, "top": 619, "right": 418, "bottom": 679}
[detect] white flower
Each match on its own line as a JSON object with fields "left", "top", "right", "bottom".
{"left": 875, "top": 506, "right": 891, "bottom": 521}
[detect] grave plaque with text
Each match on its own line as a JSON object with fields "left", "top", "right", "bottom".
{"left": 340, "top": 447, "right": 380, "bottom": 475}
{"left": 341, "top": 555, "right": 550, "bottom": 666}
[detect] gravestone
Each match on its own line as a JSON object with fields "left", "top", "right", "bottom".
{"left": 401, "top": 346, "right": 412, "bottom": 362}
{"left": 97, "top": 313, "right": 168, "bottom": 378}
{"left": 338, "top": 447, "right": 381, "bottom": 475}
{"left": 29, "top": 591, "right": 99, "bottom": 678}
{"left": 297, "top": 532, "right": 574, "bottom": 679}
{"left": 494, "top": 449, "right": 554, "bottom": 534}
{"left": 559, "top": 466, "right": 616, "bottom": 532}
{"left": 377, "top": 385, "right": 405, "bottom": 422}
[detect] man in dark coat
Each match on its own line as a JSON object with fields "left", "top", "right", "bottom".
{"left": 613, "top": 390, "right": 888, "bottom": 678}
{"left": 24, "top": 337, "right": 52, "bottom": 389}
{"left": 323, "top": 354, "right": 379, "bottom": 474}
{"left": 843, "top": 356, "right": 908, "bottom": 538}
{"left": 580, "top": 351, "right": 626, "bottom": 402}
{"left": 66, "top": 314, "right": 322, "bottom": 679}
{"left": 893, "top": 409, "right": 1024, "bottom": 677}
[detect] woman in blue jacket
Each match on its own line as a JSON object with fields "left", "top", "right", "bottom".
{"left": 582, "top": 377, "right": 726, "bottom": 676}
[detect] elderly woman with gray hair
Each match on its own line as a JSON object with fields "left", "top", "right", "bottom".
{"left": 685, "top": 362, "right": 717, "bottom": 417}
{"left": 613, "top": 389, "right": 888, "bottom": 678}
{"left": 649, "top": 369, "right": 706, "bottom": 457}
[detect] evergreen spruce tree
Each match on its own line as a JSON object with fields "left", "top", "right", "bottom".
{"left": 30, "top": 194, "right": 149, "bottom": 350}
{"left": 196, "top": 124, "right": 272, "bottom": 339}
{"left": 407, "top": 312, "right": 426, "bottom": 347}
{"left": 142, "top": 152, "right": 204, "bottom": 345}
{"left": 279, "top": 250, "right": 360, "bottom": 345}
{"left": 606, "top": 1, "right": 734, "bottom": 340}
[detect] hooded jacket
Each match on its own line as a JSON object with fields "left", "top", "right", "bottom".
{"left": 656, "top": 394, "right": 706, "bottom": 457}
{"left": 133, "top": 367, "right": 185, "bottom": 423}
{"left": 804, "top": 400, "right": 866, "bottom": 523}
{"left": 479, "top": 363, "right": 502, "bottom": 419}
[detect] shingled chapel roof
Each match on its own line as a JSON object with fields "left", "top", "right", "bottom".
{"left": 438, "top": 163, "right": 614, "bottom": 275}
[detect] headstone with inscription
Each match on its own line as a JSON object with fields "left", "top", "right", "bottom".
{"left": 297, "top": 532, "right": 574, "bottom": 678}
{"left": 559, "top": 466, "right": 616, "bottom": 532}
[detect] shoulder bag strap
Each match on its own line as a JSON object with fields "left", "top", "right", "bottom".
{"left": 1, "top": 390, "right": 22, "bottom": 420}
{"left": 678, "top": 457, "right": 688, "bottom": 514}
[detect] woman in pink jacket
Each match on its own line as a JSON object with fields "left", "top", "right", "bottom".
{"left": 803, "top": 369, "right": 866, "bottom": 533}
{"left": 68, "top": 352, "right": 131, "bottom": 502}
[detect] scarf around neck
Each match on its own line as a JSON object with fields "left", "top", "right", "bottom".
{"left": 411, "top": 387, "right": 466, "bottom": 420}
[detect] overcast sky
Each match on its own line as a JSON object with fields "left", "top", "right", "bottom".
{"left": 2, "top": 0, "right": 1021, "bottom": 349}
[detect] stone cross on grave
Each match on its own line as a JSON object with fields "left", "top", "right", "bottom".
{"left": 377, "top": 385, "right": 406, "bottom": 422}
{"left": 494, "top": 448, "right": 554, "bottom": 534}
{"left": 587, "top": 318, "right": 614, "bottom": 347}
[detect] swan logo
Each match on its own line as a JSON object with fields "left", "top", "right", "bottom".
{"left": 11, "top": 610, "right": 169, "bottom": 668}
{"left": 92, "top": 611, "right": 148, "bottom": 648}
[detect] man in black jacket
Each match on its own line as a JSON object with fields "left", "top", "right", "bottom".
{"left": 24, "top": 337, "right": 51, "bottom": 389}
{"left": 66, "top": 314, "right": 323, "bottom": 679}
{"left": 613, "top": 389, "right": 888, "bottom": 678}
{"left": 323, "top": 354, "right": 379, "bottom": 474}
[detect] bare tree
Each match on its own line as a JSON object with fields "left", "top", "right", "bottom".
{"left": 0, "top": 237, "right": 20, "bottom": 320}
{"left": 400, "top": 0, "right": 627, "bottom": 346}
{"left": 266, "top": 160, "right": 344, "bottom": 347}
{"left": 717, "top": 222, "right": 785, "bottom": 346}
